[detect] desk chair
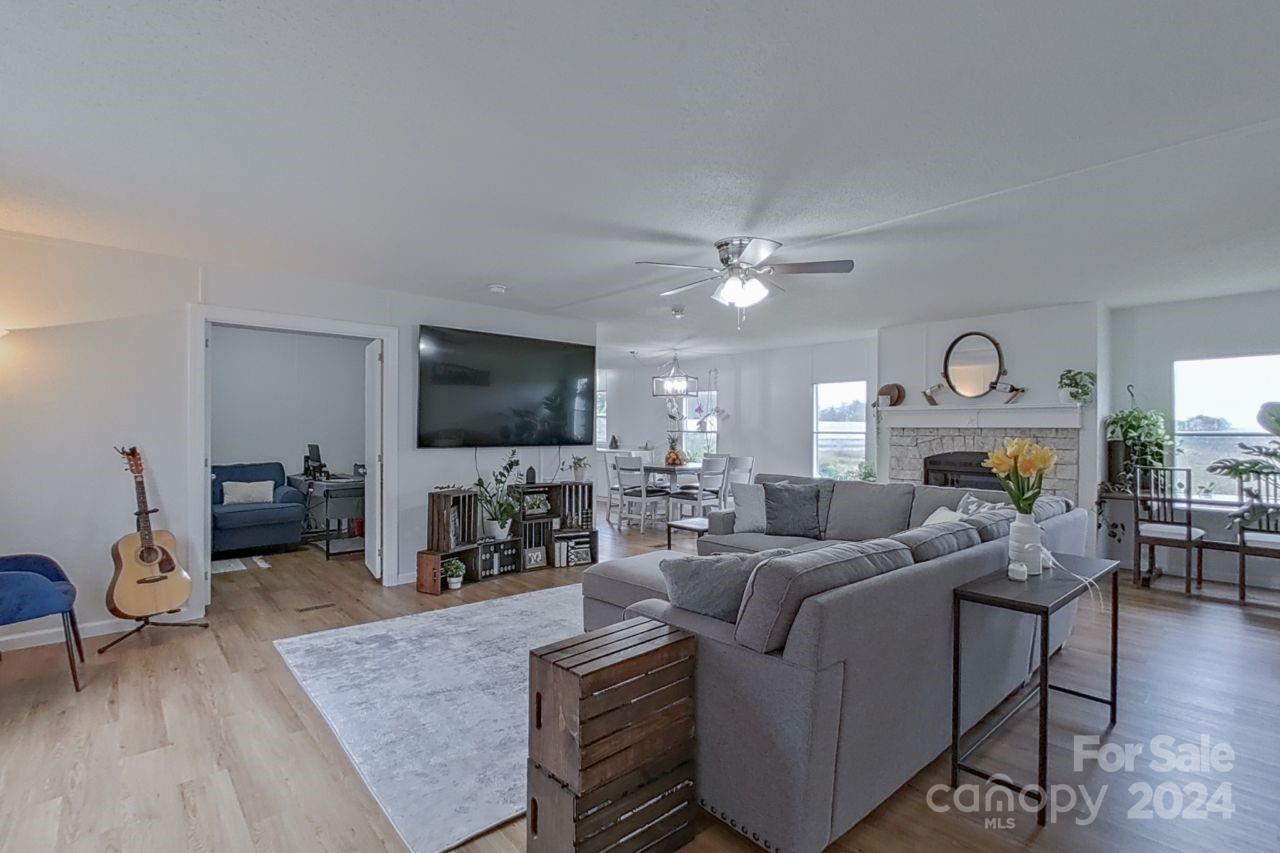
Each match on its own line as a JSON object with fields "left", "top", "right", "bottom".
{"left": 0, "top": 554, "right": 84, "bottom": 691}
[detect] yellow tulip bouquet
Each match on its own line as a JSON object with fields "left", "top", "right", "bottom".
{"left": 982, "top": 438, "right": 1057, "bottom": 514}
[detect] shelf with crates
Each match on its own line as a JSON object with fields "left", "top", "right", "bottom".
{"left": 514, "top": 481, "right": 596, "bottom": 571}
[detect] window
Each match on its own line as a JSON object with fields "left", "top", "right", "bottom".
{"left": 1174, "top": 354, "right": 1280, "bottom": 498}
{"left": 813, "top": 381, "right": 867, "bottom": 479}
{"left": 595, "top": 389, "right": 607, "bottom": 448}
{"left": 677, "top": 391, "right": 718, "bottom": 461}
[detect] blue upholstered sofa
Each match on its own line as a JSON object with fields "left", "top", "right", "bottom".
{"left": 211, "top": 463, "right": 306, "bottom": 554}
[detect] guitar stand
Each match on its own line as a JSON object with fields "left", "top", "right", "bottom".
{"left": 97, "top": 613, "right": 210, "bottom": 655}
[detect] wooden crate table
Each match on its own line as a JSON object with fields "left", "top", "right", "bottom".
{"left": 527, "top": 617, "right": 696, "bottom": 853}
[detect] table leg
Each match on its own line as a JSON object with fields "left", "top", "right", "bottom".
{"left": 1038, "top": 613, "right": 1049, "bottom": 826}
{"left": 1110, "top": 569, "right": 1119, "bottom": 726}
{"left": 666, "top": 524, "right": 672, "bottom": 550}
{"left": 950, "top": 594, "right": 960, "bottom": 789}
{"left": 1131, "top": 499, "right": 1141, "bottom": 586}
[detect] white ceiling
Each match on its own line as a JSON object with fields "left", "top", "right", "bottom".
{"left": 4, "top": 2, "right": 1280, "bottom": 360}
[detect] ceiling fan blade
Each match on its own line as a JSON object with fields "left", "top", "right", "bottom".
{"left": 636, "top": 261, "right": 720, "bottom": 272}
{"left": 768, "top": 260, "right": 855, "bottom": 275}
{"left": 660, "top": 276, "right": 720, "bottom": 297}
{"left": 737, "top": 237, "right": 782, "bottom": 267}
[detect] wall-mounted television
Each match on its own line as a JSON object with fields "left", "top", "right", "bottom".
{"left": 416, "top": 325, "right": 596, "bottom": 448}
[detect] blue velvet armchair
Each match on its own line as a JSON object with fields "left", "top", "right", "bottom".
{"left": 0, "top": 554, "right": 84, "bottom": 690}
{"left": 211, "top": 462, "right": 307, "bottom": 554}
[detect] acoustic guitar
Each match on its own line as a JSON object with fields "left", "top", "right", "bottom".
{"left": 106, "top": 447, "right": 193, "bottom": 619}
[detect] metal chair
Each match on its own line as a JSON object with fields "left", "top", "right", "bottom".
{"left": 670, "top": 456, "right": 728, "bottom": 519}
{"left": 1132, "top": 466, "right": 1205, "bottom": 595}
{"left": 1236, "top": 471, "right": 1280, "bottom": 603}
{"left": 615, "top": 455, "right": 668, "bottom": 532}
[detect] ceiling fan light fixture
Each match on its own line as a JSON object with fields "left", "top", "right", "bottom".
{"left": 738, "top": 275, "right": 769, "bottom": 307}
{"left": 710, "top": 274, "right": 744, "bottom": 307}
{"left": 710, "top": 272, "right": 768, "bottom": 308}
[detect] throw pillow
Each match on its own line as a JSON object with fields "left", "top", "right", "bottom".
{"left": 923, "top": 506, "right": 964, "bottom": 526}
{"left": 763, "top": 482, "right": 821, "bottom": 538}
{"left": 957, "top": 491, "right": 1008, "bottom": 516}
{"left": 890, "top": 521, "right": 981, "bottom": 561}
{"left": 731, "top": 482, "right": 768, "bottom": 533}
{"left": 223, "top": 480, "right": 274, "bottom": 505}
{"left": 659, "top": 548, "right": 791, "bottom": 623}
{"left": 1033, "top": 495, "right": 1075, "bottom": 522}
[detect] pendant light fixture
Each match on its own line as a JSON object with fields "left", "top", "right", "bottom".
{"left": 652, "top": 351, "right": 699, "bottom": 397}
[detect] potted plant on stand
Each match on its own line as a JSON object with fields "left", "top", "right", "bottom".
{"left": 474, "top": 450, "right": 520, "bottom": 539}
{"left": 442, "top": 557, "right": 466, "bottom": 590}
{"left": 983, "top": 438, "right": 1058, "bottom": 580}
{"left": 563, "top": 455, "right": 591, "bottom": 482}
{"left": 1058, "top": 369, "right": 1096, "bottom": 405}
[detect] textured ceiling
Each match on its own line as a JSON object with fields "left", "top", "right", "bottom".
{"left": 4, "top": 1, "right": 1280, "bottom": 359}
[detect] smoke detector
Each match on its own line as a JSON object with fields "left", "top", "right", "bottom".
{"left": 671, "top": 304, "right": 686, "bottom": 319}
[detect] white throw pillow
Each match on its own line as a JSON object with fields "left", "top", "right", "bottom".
{"left": 957, "top": 492, "right": 1006, "bottom": 517}
{"left": 223, "top": 480, "right": 275, "bottom": 505}
{"left": 922, "top": 506, "right": 964, "bottom": 526}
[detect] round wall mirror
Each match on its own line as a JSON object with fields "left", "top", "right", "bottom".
{"left": 943, "top": 332, "right": 1004, "bottom": 398}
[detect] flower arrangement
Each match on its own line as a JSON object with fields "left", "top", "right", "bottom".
{"left": 693, "top": 402, "right": 729, "bottom": 432}
{"left": 982, "top": 438, "right": 1057, "bottom": 513}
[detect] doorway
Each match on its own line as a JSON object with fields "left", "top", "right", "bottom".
{"left": 186, "top": 306, "right": 400, "bottom": 615}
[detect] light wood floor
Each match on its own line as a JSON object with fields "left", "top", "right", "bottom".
{"left": 2, "top": 521, "right": 1278, "bottom": 851}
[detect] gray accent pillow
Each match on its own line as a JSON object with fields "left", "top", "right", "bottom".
{"left": 908, "top": 485, "right": 1010, "bottom": 528}
{"left": 823, "top": 481, "right": 916, "bottom": 541}
{"left": 960, "top": 507, "right": 1017, "bottom": 542}
{"left": 1033, "top": 495, "right": 1075, "bottom": 522}
{"left": 764, "top": 482, "right": 821, "bottom": 538}
{"left": 891, "top": 521, "right": 981, "bottom": 562}
{"left": 735, "top": 539, "right": 913, "bottom": 653}
{"left": 731, "top": 482, "right": 767, "bottom": 533}
{"left": 659, "top": 548, "right": 791, "bottom": 623}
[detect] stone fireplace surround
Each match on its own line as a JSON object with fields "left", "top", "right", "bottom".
{"left": 888, "top": 426, "right": 1080, "bottom": 504}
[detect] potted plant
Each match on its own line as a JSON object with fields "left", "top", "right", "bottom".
{"left": 1209, "top": 402, "right": 1280, "bottom": 529}
{"left": 563, "top": 455, "right": 591, "bottom": 482}
{"left": 441, "top": 557, "right": 465, "bottom": 590}
{"left": 983, "top": 438, "right": 1057, "bottom": 580}
{"left": 1103, "top": 405, "right": 1171, "bottom": 490}
{"left": 1058, "top": 369, "right": 1096, "bottom": 405}
{"left": 474, "top": 450, "right": 520, "bottom": 539}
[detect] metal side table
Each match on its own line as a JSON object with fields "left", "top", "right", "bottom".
{"left": 951, "top": 553, "right": 1119, "bottom": 826}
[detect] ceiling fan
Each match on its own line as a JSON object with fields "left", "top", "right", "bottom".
{"left": 636, "top": 236, "right": 854, "bottom": 310}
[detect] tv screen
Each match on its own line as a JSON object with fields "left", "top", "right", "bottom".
{"left": 416, "top": 326, "right": 596, "bottom": 448}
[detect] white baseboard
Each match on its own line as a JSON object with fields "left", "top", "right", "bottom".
{"left": 0, "top": 605, "right": 206, "bottom": 653}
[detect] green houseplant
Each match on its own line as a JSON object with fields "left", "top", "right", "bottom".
{"left": 1104, "top": 405, "right": 1171, "bottom": 491}
{"left": 474, "top": 450, "right": 521, "bottom": 539}
{"left": 563, "top": 454, "right": 591, "bottom": 482}
{"left": 441, "top": 557, "right": 466, "bottom": 590}
{"left": 1058, "top": 369, "right": 1096, "bottom": 405}
{"left": 1208, "top": 403, "right": 1280, "bottom": 529}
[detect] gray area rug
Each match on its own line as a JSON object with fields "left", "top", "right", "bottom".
{"left": 275, "top": 584, "right": 583, "bottom": 852}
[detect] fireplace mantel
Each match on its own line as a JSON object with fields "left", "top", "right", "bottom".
{"left": 880, "top": 404, "right": 1082, "bottom": 430}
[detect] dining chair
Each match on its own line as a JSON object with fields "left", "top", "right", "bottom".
{"left": 0, "top": 554, "right": 84, "bottom": 691}
{"left": 1132, "top": 466, "right": 1204, "bottom": 595}
{"left": 615, "top": 455, "right": 668, "bottom": 532}
{"left": 670, "top": 456, "right": 728, "bottom": 519}
{"left": 604, "top": 452, "right": 632, "bottom": 524}
{"left": 1235, "top": 471, "right": 1280, "bottom": 604}
{"left": 724, "top": 455, "right": 755, "bottom": 505}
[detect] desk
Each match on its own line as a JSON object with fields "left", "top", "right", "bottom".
{"left": 288, "top": 475, "right": 365, "bottom": 559}
{"left": 951, "top": 554, "right": 1119, "bottom": 826}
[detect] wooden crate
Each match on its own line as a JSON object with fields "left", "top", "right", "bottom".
{"left": 529, "top": 617, "right": 695, "bottom": 794}
{"left": 416, "top": 550, "right": 442, "bottom": 595}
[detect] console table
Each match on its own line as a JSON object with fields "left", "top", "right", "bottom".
{"left": 951, "top": 553, "right": 1119, "bottom": 826}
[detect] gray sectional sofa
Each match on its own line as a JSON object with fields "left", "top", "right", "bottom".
{"left": 582, "top": 476, "right": 1088, "bottom": 853}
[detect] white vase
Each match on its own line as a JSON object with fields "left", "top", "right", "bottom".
{"left": 483, "top": 518, "right": 511, "bottom": 539}
{"left": 1009, "top": 512, "right": 1043, "bottom": 577}
{"left": 574, "top": 468, "right": 586, "bottom": 482}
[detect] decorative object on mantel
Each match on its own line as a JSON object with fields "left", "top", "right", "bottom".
{"left": 608, "top": 434, "right": 619, "bottom": 449}
{"left": 875, "top": 383, "right": 906, "bottom": 408}
{"left": 652, "top": 351, "right": 699, "bottom": 397}
{"left": 942, "top": 331, "right": 1007, "bottom": 398}
{"left": 1058, "top": 369, "right": 1097, "bottom": 405}
{"left": 922, "top": 382, "right": 946, "bottom": 406}
{"left": 983, "top": 438, "right": 1058, "bottom": 580}
{"left": 990, "top": 380, "right": 1028, "bottom": 404}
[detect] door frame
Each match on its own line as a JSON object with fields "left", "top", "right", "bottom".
{"left": 186, "top": 304, "right": 401, "bottom": 614}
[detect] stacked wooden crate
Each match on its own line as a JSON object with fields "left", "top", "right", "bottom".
{"left": 527, "top": 618, "right": 696, "bottom": 853}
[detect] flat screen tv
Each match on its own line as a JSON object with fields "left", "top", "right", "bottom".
{"left": 416, "top": 326, "right": 596, "bottom": 448}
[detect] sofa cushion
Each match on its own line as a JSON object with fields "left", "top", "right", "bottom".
{"left": 823, "top": 481, "right": 916, "bottom": 541}
{"left": 731, "top": 483, "right": 767, "bottom": 533}
{"left": 891, "top": 520, "right": 982, "bottom": 562}
{"left": 909, "top": 485, "right": 1009, "bottom": 528}
{"left": 960, "top": 507, "right": 1017, "bottom": 541}
{"left": 734, "top": 539, "right": 914, "bottom": 653}
{"left": 756, "top": 474, "right": 836, "bottom": 533}
{"left": 1033, "top": 495, "right": 1075, "bottom": 522}
{"left": 211, "top": 501, "right": 305, "bottom": 529}
{"left": 211, "top": 462, "right": 287, "bottom": 504}
{"left": 582, "top": 551, "right": 672, "bottom": 611}
{"left": 764, "top": 483, "right": 822, "bottom": 538}
{"left": 698, "top": 532, "right": 827, "bottom": 555}
{"left": 659, "top": 549, "right": 790, "bottom": 623}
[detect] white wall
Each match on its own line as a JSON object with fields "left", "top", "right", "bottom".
{"left": 875, "top": 302, "right": 1105, "bottom": 514}
{"left": 209, "top": 325, "right": 367, "bottom": 473}
{"left": 598, "top": 336, "right": 878, "bottom": 483}
{"left": 1108, "top": 289, "right": 1280, "bottom": 588}
{"left": 0, "top": 228, "right": 595, "bottom": 650}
